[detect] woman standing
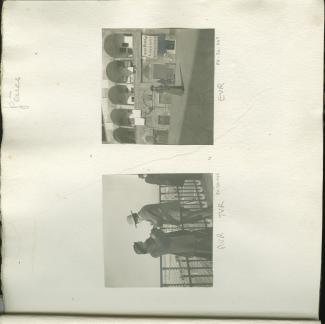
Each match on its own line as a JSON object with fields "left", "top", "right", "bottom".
{"left": 133, "top": 228, "right": 212, "bottom": 260}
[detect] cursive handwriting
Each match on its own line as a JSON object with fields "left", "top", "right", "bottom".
{"left": 216, "top": 232, "right": 226, "bottom": 249}
{"left": 4, "top": 77, "right": 29, "bottom": 109}
{"left": 12, "top": 77, "right": 21, "bottom": 102}
{"left": 216, "top": 36, "right": 221, "bottom": 65}
{"left": 217, "top": 83, "right": 225, "bottom": 101}
{"left": 215, "top": 173, "right": 221, "bottom": 195}
{"left": 217, "top": 201, "right": 226, "bottom": 218}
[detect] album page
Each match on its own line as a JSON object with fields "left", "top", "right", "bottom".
{"left": 1, "top": 0, "right": 323, "bottom": 319}
{"left": 0, "top": 317, "right": 322, "bottom": 324}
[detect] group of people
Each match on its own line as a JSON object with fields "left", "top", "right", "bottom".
{"left": 127, "top": 174, "right": 213, "bottom": 260}
{"left": 132, "top": 228, "right": 213, "bottom": 260}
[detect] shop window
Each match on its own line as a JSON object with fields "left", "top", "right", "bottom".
{"left": 124, "top": 60, "right": 132, "bottom": 68}
{"left": 120, "top": 46, "right": 133, "bottom": 55}
{"left": 165, "top": 40, "right": 175, "bottom": 50}
{"left": 154, "top": 130, "right": 169, "bottom": 144}
{"left": 158, "top": 115, "right": 170, "bottom": 125}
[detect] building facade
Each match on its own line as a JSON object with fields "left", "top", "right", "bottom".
{"left": 102, "top": 29, "right": 177, "bottom": 144}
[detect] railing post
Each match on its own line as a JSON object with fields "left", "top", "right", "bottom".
{"left": 158, "top": 177, "right": 212, "bottom": 288}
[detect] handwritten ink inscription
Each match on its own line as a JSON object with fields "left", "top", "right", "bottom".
{"left": 215, "top": 174, "right": 227, "bottom": 250}
{"left": 215, "top": 173, "right": 221, "bottom": 195}
{"left": 216, "top": 36, "right": 221, "bottom": 65}
{"left": 4, "top": 77, "right": 29, "bottom": 109}
{"left": 216, "top": 232, "right": 225, "bottom": 249}
{"left": 215, "top": 174, "right": 225, "bottom": 217}
{"left": 217, "top": 201, "right": 226, "bottom": 218}
{"left": 217, "top": 83, "right": 225, "bottom": 101}
{"left": 215, "top": 37, "right": 225, "bottom": 101}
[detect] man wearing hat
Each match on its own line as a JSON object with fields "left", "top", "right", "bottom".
{"left": 133, "top": 227, "right": 212, "bottom": 260}
{"left": 127, "top": 201, "right": 212, "bottom": 228}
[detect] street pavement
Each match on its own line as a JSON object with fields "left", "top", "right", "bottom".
{"left": 168, "top": 29, "right": 215, "bottom": 145}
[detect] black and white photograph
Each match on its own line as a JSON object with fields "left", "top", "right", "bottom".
{"left": 101, "top": 28, "right": 214, "bottom": 145}
{"left": 103, "top": 173, "right": 214, "bottom": 287}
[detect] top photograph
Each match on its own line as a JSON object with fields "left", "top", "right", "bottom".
{"left": 101, "top": 28, "right": 215, "bottom": 145}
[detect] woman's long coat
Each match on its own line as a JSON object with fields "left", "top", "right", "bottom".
{"left": 144, "top": 228, "right": 212, "bottom": 260}
{"left": 138, "top": 201, "right": 183, "bottom": 227}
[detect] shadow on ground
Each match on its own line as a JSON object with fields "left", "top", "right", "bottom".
{"left": 179, "top": 29, "right": 214, "bottom": 145}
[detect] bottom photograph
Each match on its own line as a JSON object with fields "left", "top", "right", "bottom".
{"left": 102, "top": 173, "right": 214, "bottom": 288}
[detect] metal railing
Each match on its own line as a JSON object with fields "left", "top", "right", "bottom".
{"left": 159, "top": 178, "right": 213, "bottom": 287}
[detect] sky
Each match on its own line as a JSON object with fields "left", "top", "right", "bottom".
{"left": 102, "top": 175, "right": 160, "bottom": 287}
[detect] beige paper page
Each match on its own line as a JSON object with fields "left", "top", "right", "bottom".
{"left": 0, "top": 317, "right": 322, "bottom": 324}
{"left": 1, "top": 0, "right": 323, "bottom": 318}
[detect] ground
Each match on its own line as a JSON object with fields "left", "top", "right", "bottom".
{"left": 168, "top": 29, "right": 215, "bottom": 145}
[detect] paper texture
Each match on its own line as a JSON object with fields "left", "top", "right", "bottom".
{"left": 0, "top": 317, "right": 322, "bottom": 324}
{"left": 1, "top": 0, "right": 323, "bottom": 319}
